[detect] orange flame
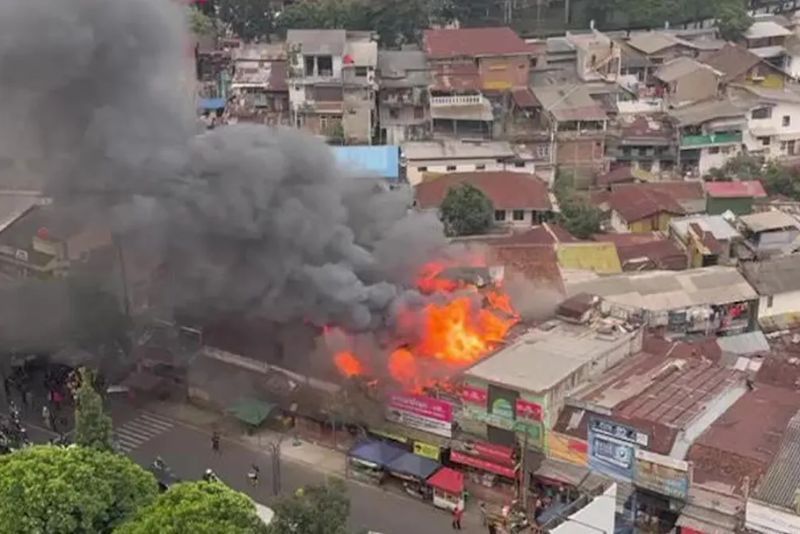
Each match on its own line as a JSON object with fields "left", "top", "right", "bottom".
{"left": 334, "top": 351, "right": 364, "bottom": 378}
{"left": 388, "top": 348, "right": 418, "bottom": 388}
{"left": 417, "top": 261, "right": 458, "bottom": 294}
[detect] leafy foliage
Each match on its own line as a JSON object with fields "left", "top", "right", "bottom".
{"left": 74, "top": 367, "right": 114, "bottom": 452}
{"left": 217, "top": 0, "right": 276, "bottom": 42}
{"left": 117, "top": 481, "right": 268, "bottom": 534}
{"left": 268, "top": 479, "right": 350, "bottom": 534}
{"left": 439, "top": 184, "right": 494, "bottom": 237}
{"left": 188, "top": 6, "right": 216, "bottom": 37}
{"left": 275, "top": 0, "right": 429, "bottom": 46}
{"left": 715, "top": 0, "right": 752, "bottom": 41}
{"left": 705, "top": 152, "right": 763, "bottom": 182}
{"left": 763, "top": 163, "right": 800, "bottom": 200}
{"left": 554, "top": 172, "right": 602, "bottom": 239}
{"left": 0, "top": 445, "right": 157, "bottom": 534}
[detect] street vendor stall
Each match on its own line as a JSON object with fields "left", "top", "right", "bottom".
{"left": 386, "top": 452, "right": 441, "bottom": 500}
{"left": 227, "top": 397, "right": 279, "bottom": 433}
{"left": 346, "top": 440, "right": 406, "bottom": 485}
{"left": 426, "top": 467, "right": 465, "bottom": 511}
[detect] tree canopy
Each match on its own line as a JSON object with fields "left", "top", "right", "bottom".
{"left": 217, "top": 0, "right": 277, "bottom": 42}
{"left": 73, "top": 367, "right": 114, "bottom": 452}
{"left": 268, "top": 479, "right": 350, "bottom": 534}
{"left": 554, "top": 172, "right": 602, "bottom": 239}
{"left": 0, "top": 445, "right": 158, "bottom": 534}
{"left": 715, "top": 0, "right": 752, "bottom": 41}
{"left": 117, "top": 481, "right": 268, "bottom": 534}
{"left": 439, "top": 183, "right": 494, "bottom": 237}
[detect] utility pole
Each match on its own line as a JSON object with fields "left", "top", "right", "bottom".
{"left": 520, "top": 431, "right": 529, "bottom": 507}
{"left": 269, "top": 439, "right": 282, "bottom": 496}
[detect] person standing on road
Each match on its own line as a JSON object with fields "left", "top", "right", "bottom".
{"left": 479, "top": 501, "right": 487, "bottom": 526}
{"left": 452, "top": 505, "right": 463, "bottom": 530}
{"left": 248, "top": 464, "right": 260, "bottom": 487}
{"left": 41, "top": 405, "right": 51, "bottom": 430}
{"left": 211, "top": 431, "right": 221, "bottom": 455}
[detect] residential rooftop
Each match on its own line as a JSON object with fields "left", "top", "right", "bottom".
{"left": 752, "top": 410, "right": 800, "bottom": 510}
{"left": 566, "top": 266, "right": 758, "bottom": 311}
{"left": 423, "top": 27, "right": 533, "bottom": 59}
{"left": 670, "top": 214, "right": 741, "bottom": 242}
{"left": 414, "top": 172, "right": 551, "bottom": 211}
{"left": 741, "top": 254, "right": 800, "bottom": 295}
{"left": 286, "top": 29, "right": 347, "bottom": 56}
{"left": 401, "top": 140, "right": 515, "bottom": 161}
{"left": 531, "top": 84, "right": 608, "bottom": 122}
{"left": 625, "top": 31, "right": 696, "bottom": 55}
{"left": 739, "top": 210, "right": 800, "bottom": 233}
{"left": 704, "top": 180, "right": 767, "bottom": 199}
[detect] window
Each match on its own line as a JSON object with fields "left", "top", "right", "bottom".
{"left": 752, "top": 107, "right": 772, "bottom": 119}
{"left": 317, "top": 55, "right": 333, "bottom": 77}
{"left": 417, "top": 166, "right": 428, "bottom": 172}
{"left": 475, "top": 164, "right": 486, "bottom": 170}
{"left": 304, "top": 56, "right": 315, "bottom": 76}
{"left": 389, "top": 109, "right": 399, "bottom": 119}
{"left": 512, "top": 210, "right": 525, "bottom": 221}
{"left": 784, "top": 115, "right": 791, "bottom": 127}
{"left": 759, "top": 136, "right": 771, "bottom": 146}
{"left": 721, "top": 146, "right": 732, "bottom": 154}
{"left": 767, "top": 295, "right": 774, "bottom": 308}
{"left": 320, "top": 116, "right": 329, "bottom": 130}
{"left": 494, "top": 210, "right": 507, "bottom": 222}
{"left": 446, "top": 165, "right": 457, "bottom": 171}
{"left": 514, "top": 161, "right": 526, "bottom": 168}
{"left": 708, "top": 146, "right": 720, "bottom": 154}
{"left": 413, "top": 106, "right": 424, "bottom": 119}
{"left": 355, "top": 66, "right": 368, "bottom": 77}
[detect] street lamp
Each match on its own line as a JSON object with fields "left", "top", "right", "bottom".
{"left": 266, "top": 436, "right": 284, "bottom": 496}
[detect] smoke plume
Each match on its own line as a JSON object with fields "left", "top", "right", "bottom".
{"left": 0, "top": 0, "right": 448, "bottom": 334}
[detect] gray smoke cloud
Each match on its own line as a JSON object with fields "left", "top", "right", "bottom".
{"left": 0, "top": 0, "right": 449, "bottom": 334}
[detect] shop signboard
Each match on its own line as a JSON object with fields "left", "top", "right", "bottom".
{"left": 588, "top": 418, "right": 647, "bottom": 480}
{"left": 633, "top": 449, "right": 690, "bottom": 500}
{"left": 547, "top": 431, "right": 588, "bottom": 466}
{"left": 516, "top": 398, "right": 543, "bottom": 422}
{"left": 413, "top": 441, "right": 440, "bottom": 461}
{"left": 461, "top": 385, "right": 488, "bottom": 406}
{"left": 386, "top": 392, "right": 453, "bottom": 438}
{"left": 452, "top": 439, "right": 515, "bottom": 466}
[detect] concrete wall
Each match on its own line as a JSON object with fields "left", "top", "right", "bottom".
{"left": 746, "top": 500, "right": 800, "bottom": 534}
{"left": 668, "top": 69, "right": 718, "bottom": 106}
{"left": 555, "top": 136, "right": 607, "bottom": 177}
{"left": 743, "top": 101, "right": 800, "bottom": 159}
{"left": 758, "top": 291, "right": 800, "bottom": 325}
{"left": 478, "top": 55, "right": 530, "bottom": 91}
{"left": 405, "top": 159, "right": 536, "bottom": 186}
{"left": 697, "top": 143, "right": 741, "bottom": 175}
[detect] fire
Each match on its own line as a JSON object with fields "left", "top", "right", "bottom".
{"left": 331, "top": 256, "right": 519, "bottom": 390}
{"left": 334, "top": 351, "right": 364, "bottom": 378}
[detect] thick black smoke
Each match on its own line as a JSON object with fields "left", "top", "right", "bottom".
{"left": 0, "top": 0, "right": 448, "bottom": 333}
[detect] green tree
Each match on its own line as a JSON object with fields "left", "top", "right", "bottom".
{"left": 705, "top": 152, "right": 763, "bottom": 181}
{"left": 715, "top": 0, "right": 752, "bottom": 41}
{"left": 763, "top": 162, "right": 800, "bottom": 199}
{"left": 188, "top": 6, "right": 216, "bottom": 38}
{"left": 268, "top": 479, "right": 350, "bottom": 534}
{"left": 117, "top": 481, "right": 268, "bottom": 534}
{"left": 217, "top": 0, "right": 276, "bottom": 42}
{"left": 554, "top": 171, "right": 602, "bottom": 238}
{"left": 439, "top": 183, "right": 494, "bottom": 237}
{"left": 74, "top": 367, "right": 114, "bottom": 452}
{"left": 0, "top": 445, "right": 157, "bottom": 534}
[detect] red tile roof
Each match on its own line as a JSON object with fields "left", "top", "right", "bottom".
{"left": 704, "top": 180, "right": 768, "bottom": 199}
{"left": 592, "top": 232, "right": 663, "bottom": 247}
{"left": 688, "top": 384, "right": 800, "bottom": 494}
{"left": 511, "top": 87, "right": 539, "bottom": 108}
{"left": 489, "top": 244, "right": 565, "bottom": 293}
{"left": 596, "top": 165, "right": 637, "bottom": 187}
{"left": 423, "top": 27, "right": 534, "bottom": 59}
{"left": 494, "top": 223, "right": 578, "bottom": 246}
{"left": 609, "top": 186, "right": 685, "bottom": 222}
{"left": 430, "top": 62, "right": 481, "bottom": 92}
{"left": 615, "top": 239, "right": 688, "bottom": 271}
{"left": 612, "top": 181, "right": 705, "bottom": 203}
{"left": 414, "top": 172, "right": 551, "bottom": 211}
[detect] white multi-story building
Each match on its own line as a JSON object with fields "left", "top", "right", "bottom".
{"left": 735, "top": 85, "right": 800, "bottom": 159}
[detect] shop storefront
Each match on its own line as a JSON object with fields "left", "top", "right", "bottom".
{"left": 346, "top": 440, "right": 406, "bottom": 485}
{"left": 450, "top": 438, "right": 519, "bottom": 493}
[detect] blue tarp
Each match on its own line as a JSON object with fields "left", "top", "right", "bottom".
{"left": 333, "top": 145, "right": 400, "bottom": 181}
{"left": 386, "top": 452, "right": 441, "bottom": 480}
{"left": 347, "top": 440, "right": 406, "bottom": 468}
{"left": 198, "top": 98, "right": 226, "bottom": 111}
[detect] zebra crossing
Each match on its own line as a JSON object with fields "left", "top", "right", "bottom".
{"left": 114, "top": 413, "right": 174, "bottom": 453}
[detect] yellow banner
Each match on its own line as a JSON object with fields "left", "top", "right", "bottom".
{"left": 547, "top": 432, "right": 588, "bottom": 466}
{"left": 413, "top": 441, "right": 441, "bottom": 461}
{"left": 371, "top": 429, "right": 409, "bottom": 443}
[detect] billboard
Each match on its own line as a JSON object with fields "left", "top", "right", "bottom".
{"left": 633, "top": 449, "right": 690, "bottom": 500}
{"left": 386, "top": 392, "right": 453, "bottom": 438}
{"left": 547, "top": 431, "right": 588, "bottom": 466}
{"left": 588, "top": 418, "right": 648, "bottom": 480}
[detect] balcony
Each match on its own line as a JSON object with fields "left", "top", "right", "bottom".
{"left": 430, "top": 94, "right": 486, "bottom": 107}
{"left": 680, "top": 132, "right": 742, "bottom": 148}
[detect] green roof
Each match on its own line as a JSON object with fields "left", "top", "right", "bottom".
{"left": 228, "top": 397, "right": 277, "bottom": 426}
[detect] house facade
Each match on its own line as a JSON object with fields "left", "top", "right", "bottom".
{"left": 376, "top": 50, "right": 431, "bottom": 145}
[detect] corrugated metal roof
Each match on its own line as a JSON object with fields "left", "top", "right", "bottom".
{"left": 333, "top": 145, "right": 399, "bottom": 180}
{"left": 741, "top": 254, "right": 800, "bottom": 295}
{"left": 286, "top": 29, "right": 346, "bottom": 56}
{"left": 716, "top": 331, "right": 769, "bottom": 356}
{"left": 566, "top": 266, "right": 757, "bottom": 311}
{"left": 745, "top": 20, "right": 792, "bottom": 40}
{"left": 670, "top": 214, "right": 741, "bottom": 241}
{"left": 740, "top": 210, "right": 800, "bottom": 233}
{"left": 401, "top": 140, "right": 514, "bottom": 161}
{"left": 556, "top": 242, "right": 622, "bottom": 274}
{"left": 754, "top": 410, "right": 800, "bottom": 509}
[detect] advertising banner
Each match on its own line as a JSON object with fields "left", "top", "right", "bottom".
{"left": 633, "top": 449, "right": 690, "bottom": 500}
{"left": 516, "top": 398, "right": 543, "bottom": 422}
{"left": 461, "top": 385, "right": 488, "bottom": 405}
{"left": 413, "top": 441, "right": 441, "bottom": 461}
{"left": 588, "top": 418, "right": 647, "bottom": 480}
{"left": 547, "top": 432, "right": 588, "bottom": 466}
{"left": 386, "top": 393, "right": 453, "bottom": 438}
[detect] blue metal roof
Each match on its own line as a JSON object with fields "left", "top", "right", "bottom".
{"left": 333, "top": 145, "right": 400, "bottom": 180}
{"left": 198, "top": 98, "right": 226, "bottom": 111}
{"left": 386, "top": 452, "right": 441, "bottom": 480}
{"left": 347, "top": 440, "right": 406, "bottom": 467}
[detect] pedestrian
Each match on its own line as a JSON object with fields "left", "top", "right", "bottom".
{"left": 488, "top": 522, "right": 497, "bottom": 534}
{"left": 248, "top": 463, "right": 260, "bottom": 487}
{"left": 42, "top": 405, "right": 51, "bottom": 430}
{"left": 211, "top": 431, "right": 221, "bottom": 455}
{"left": 452, "top": 505, "right": 463, "bottom": 530}
{"left": 23, "top": 389, "right": 33, "bottom": 411}
{"left": 479, "top": 501, "right": 487, "bottom": 526}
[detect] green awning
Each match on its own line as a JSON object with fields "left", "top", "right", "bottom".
{"left": 227, "top": 398, "right": 278, "bottom": 426}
